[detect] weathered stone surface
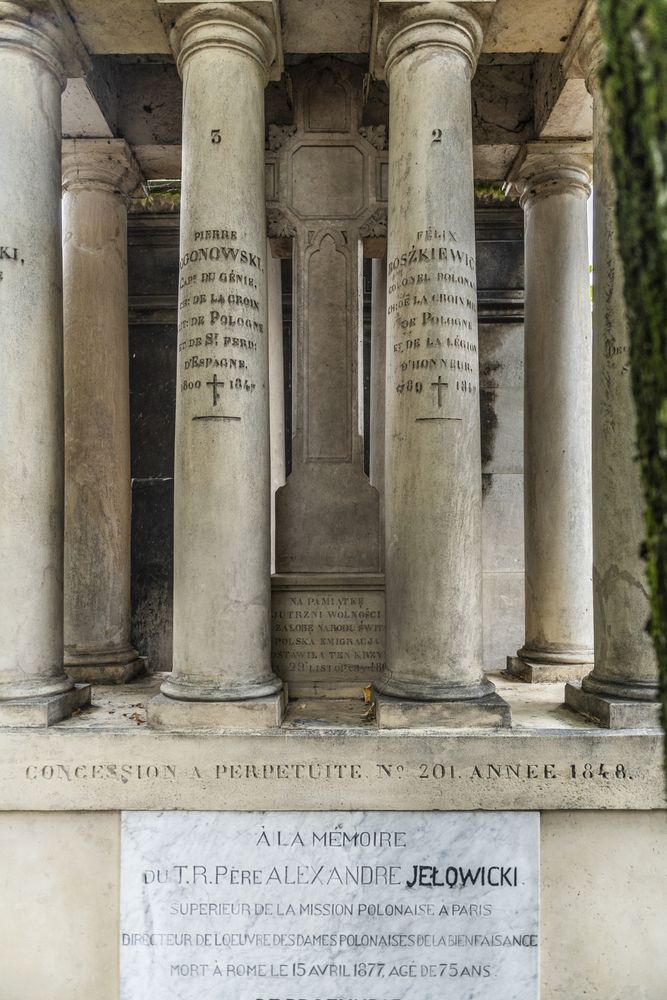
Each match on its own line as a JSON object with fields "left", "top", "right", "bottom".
{"left": 147, "top": 690, "right": 288, "bottom": 731}
{"left": 274, "top": 61, "right": 381, "bottom": 574}
{"left": 566, "top": 20, "right": 660, "bottom": 715}
{"left": 0, "top": 684, "right": 90, "bottom": 728}
{"left": 164, "top": 5, "right": 283, "bottom": 703}
{"left": 0, "top": 6, "right": 77, "bottom": 707}
{"left": 62, "top": 138, "right": 143, "bottom": 684}
{"left": 377, "top": 3, "right": 495, "bottom": 708}
{"left": 1, "top": 676, "right": 663, "bottom": 811}
{"left": 564, "top": 683, "right": 663, "bottom": 729}
{"left": 0, "top": 812, "right": 120, "bottom": 1000}
{"left": 272, "top": 575, "right": 384, "bottom": 697}
{"left": 375, "top": 692, "right": 512, "bottom": 730}
{"left": 507, "top": 143, "right": 594, "bottom": 681}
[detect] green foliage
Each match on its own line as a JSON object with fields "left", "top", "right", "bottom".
{"left": 597, "top": 0, "right": 667, "bottom": 742}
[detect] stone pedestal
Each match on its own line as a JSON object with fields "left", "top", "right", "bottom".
{"left": 62, "top": 139, "right": 144, "bottom": 685}
{"left": 565, "top": 16, "right": 660, "bottom": 727}
{"left": 150, "top": 3, "right": 283, "bottom": 724}
{"left": 374, "top": 2, "right": 508, "bottom": 726}
{"left": 507, "top": 143, "right": 594, "bottom": 684}
{"left": 0, "top": 4, "right": 90, "bottom": 724}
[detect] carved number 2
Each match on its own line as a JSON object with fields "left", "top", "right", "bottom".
{"left": 432, "top": 128, "right": 443, "bottom": 144}
{"left": 211, "top": 129, "right": 222, "bottom": 145}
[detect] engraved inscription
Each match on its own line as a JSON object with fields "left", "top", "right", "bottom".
{"left": 386, "top": 227, "right": 479, "bottom": 421}
{"left": 177, "top": 229, "right": 265, "bottom": 419}
{"left": 271, "top": 590, "right": 384, "bottom": 682}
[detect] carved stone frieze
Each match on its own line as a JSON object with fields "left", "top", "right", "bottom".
{"left": 359, "top": 207, "right": 387, "bottom": 238}
{"left": 267, "top": 123, "right": 297, "bottom": 151}
{"left": 359, "top": 124, "right": 388, "bottom": 150}
{"left": 267, "top": 208, "right": 296, "bottom": 238}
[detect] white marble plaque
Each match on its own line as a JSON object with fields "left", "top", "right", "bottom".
{"left": 121, "top": 811, "right": 539, "bottom": 1000}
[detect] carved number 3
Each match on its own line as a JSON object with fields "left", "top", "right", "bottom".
{"left": 211, "top": 129, "right": 222, "bottom": 145}
{"left": 432, "top": 128, "right": 443, "bottom": 144}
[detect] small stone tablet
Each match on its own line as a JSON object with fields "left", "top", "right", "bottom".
{"left": 121, "top": 810, "right": 539, "bottom": 999}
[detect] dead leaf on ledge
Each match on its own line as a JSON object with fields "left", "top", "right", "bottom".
{"left": 129, "top": 712, "right": 146, "bottom": 725}
{"left": 362, "top": 684, "right": 373, "bottom": 704}
{"left": 362, "top": 702, "right": 376, "bottom": 722}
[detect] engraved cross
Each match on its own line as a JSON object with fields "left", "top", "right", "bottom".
{"left": 207, "top": 373, "right": 224, "bottom": 406}
{"left": 431, "top": 375, "right": 448, "bottom": 408}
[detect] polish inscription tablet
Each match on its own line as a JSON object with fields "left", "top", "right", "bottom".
{"left": 121, "top": 811, "right": 539, "bottom": 1000}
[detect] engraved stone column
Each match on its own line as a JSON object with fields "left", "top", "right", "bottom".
{"left": 565, "top": 15, "right": 660, "bottom": 727}
{"left": 0, "top": 3, "right": 90, "bottom": 724}
{"left": 149, "top": 3, "right": 285, "bottom": 726}
{"left": 506, "top": 144, "right": 594, "bottom": 683}
{"left": 370, "top": 257, "right": 387, "bottom": 570}
{"left": 374, "top": 2, "right": 510, "bottom": 727}
{"left": 62, "top": 139, "right": 143, "bottom": 685}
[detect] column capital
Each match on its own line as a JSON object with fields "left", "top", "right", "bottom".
{"left": 508, "top": 142, "right": 592, "bottom": 208}
{"left": 163, "top": 2, "right": 277, "bottom": 81}
{"left": 62, "top": 139, "right": 144, "bottom": 200}
{"left": 562, "top": 0, "right": 604, "bottom": 95}
{"left": 0, "top": 1, "right": 90, "bottom": 87}
{"left": 375, "top": 1, "right": 484, "bottom": 82}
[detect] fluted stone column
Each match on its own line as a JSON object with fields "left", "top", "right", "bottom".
{"left": 507, "top": 144, "right": 594, "bottom": 684}
{"left": 62, "top": 139, "right": 143, "bottom": 685}
{"left": 374, "top": 1, "right": 509, "bottom": 728}
{"left": 149, "top": 3, "right": 284, "bottom": 727}
{"left": 0, "top": 3, "right": 90, "bottom": 724}
{"left": 565, "top": 17, "right": 660, "bottom": 727}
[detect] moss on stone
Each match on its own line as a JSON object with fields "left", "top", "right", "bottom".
{"left": 597, "top": 0, "right": 667, "bottom": 748}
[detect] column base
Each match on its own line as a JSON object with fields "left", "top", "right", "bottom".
{"left": 506, "top": 654, "right": 592, "bottom": 684}
{"left": 374, "top": 690, "right": 511, "bottom": 730}
{"left": 0, "top": 684, "right": 91, "bottom": 728}
{"left": 147, "top": 688, "right": 288, "bottom": 730}
{"left": 564, "top": 682, "right": 662, "bottom": 729}
{"left": 65, "top": 647, "right": 145, "bottom": 685}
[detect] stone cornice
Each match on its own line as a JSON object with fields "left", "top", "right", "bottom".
{"left": 0, "top": 0, "right": 90, "bottom": 87}
{"left": 562, "top": 0, "right": 603, "bottom": 93}
{"left": 507, "top": 141, "right": 593, "bottom": 207}
{"left": 374, "top": 1, "right": 484, "bottom": 82}
{"left": 161, "top": 1, "right": 278, "bottom": 82}
{"left": 62, "top": 139, "right": 144, "bottom": 200}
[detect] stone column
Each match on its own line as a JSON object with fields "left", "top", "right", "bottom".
{"left": 62, "top": 139, "right": 143, "bottom": 685}
{"left": 374, "top": 2, "right": 509, "bottom": 727}
{"left": 506, "top": 143, "right": 594, "bottom": 683}
{"left": 149, "top": 3, "right": 284, "bottom": 727}
{"left": 370, "top": 257, "right": 387, "bottom": 571}
{"left": 0, "top": 3, "right": 90, "bottom": 724}
{"left": 565, "top": 15, "right": 660, "bottom": 727}
{"left": 267, "top": 242, "right": 286, "bottom": 574}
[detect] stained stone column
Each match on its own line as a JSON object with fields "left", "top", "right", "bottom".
{"left": 370, "top": 257, "right": 387, "bottom": 567}
{"left": 374, "top": 2, "right": 509, "bottom": 727}
{"left": 565, "top": 18, "right": 660, "bottom": 727}
{"left": 0, "top": 3, "right": 90, "bottom": 724}
{"left": 267, "top": 243, "right": 286, "bottom": 573}
{"left": 149, "top": 3, "right": 284, "bottom": 726}
{"left": 507, "top": 144, "right": 594, "bottom": 683}
{"left": 62, "top": 139, "right": 143, "bottom": 684}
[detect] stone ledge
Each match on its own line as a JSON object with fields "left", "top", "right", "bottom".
{"left": 507, "top": 656, "right": 591, "bottom": 684}
{"left": 375, "top": 691, "right": 512, "bottom": 729}
{"left": 147, "top": 689, "right": 287, "bottom": 730}
{"left": 564, "top": 682, "right": 663, "bottom": 729}
{"left": 0, "top": 684, "right": 91, "bottom": 728}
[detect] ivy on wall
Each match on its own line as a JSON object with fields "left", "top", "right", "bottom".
{"left": 597, "top": 0, "right": 667, "bottom": 748}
